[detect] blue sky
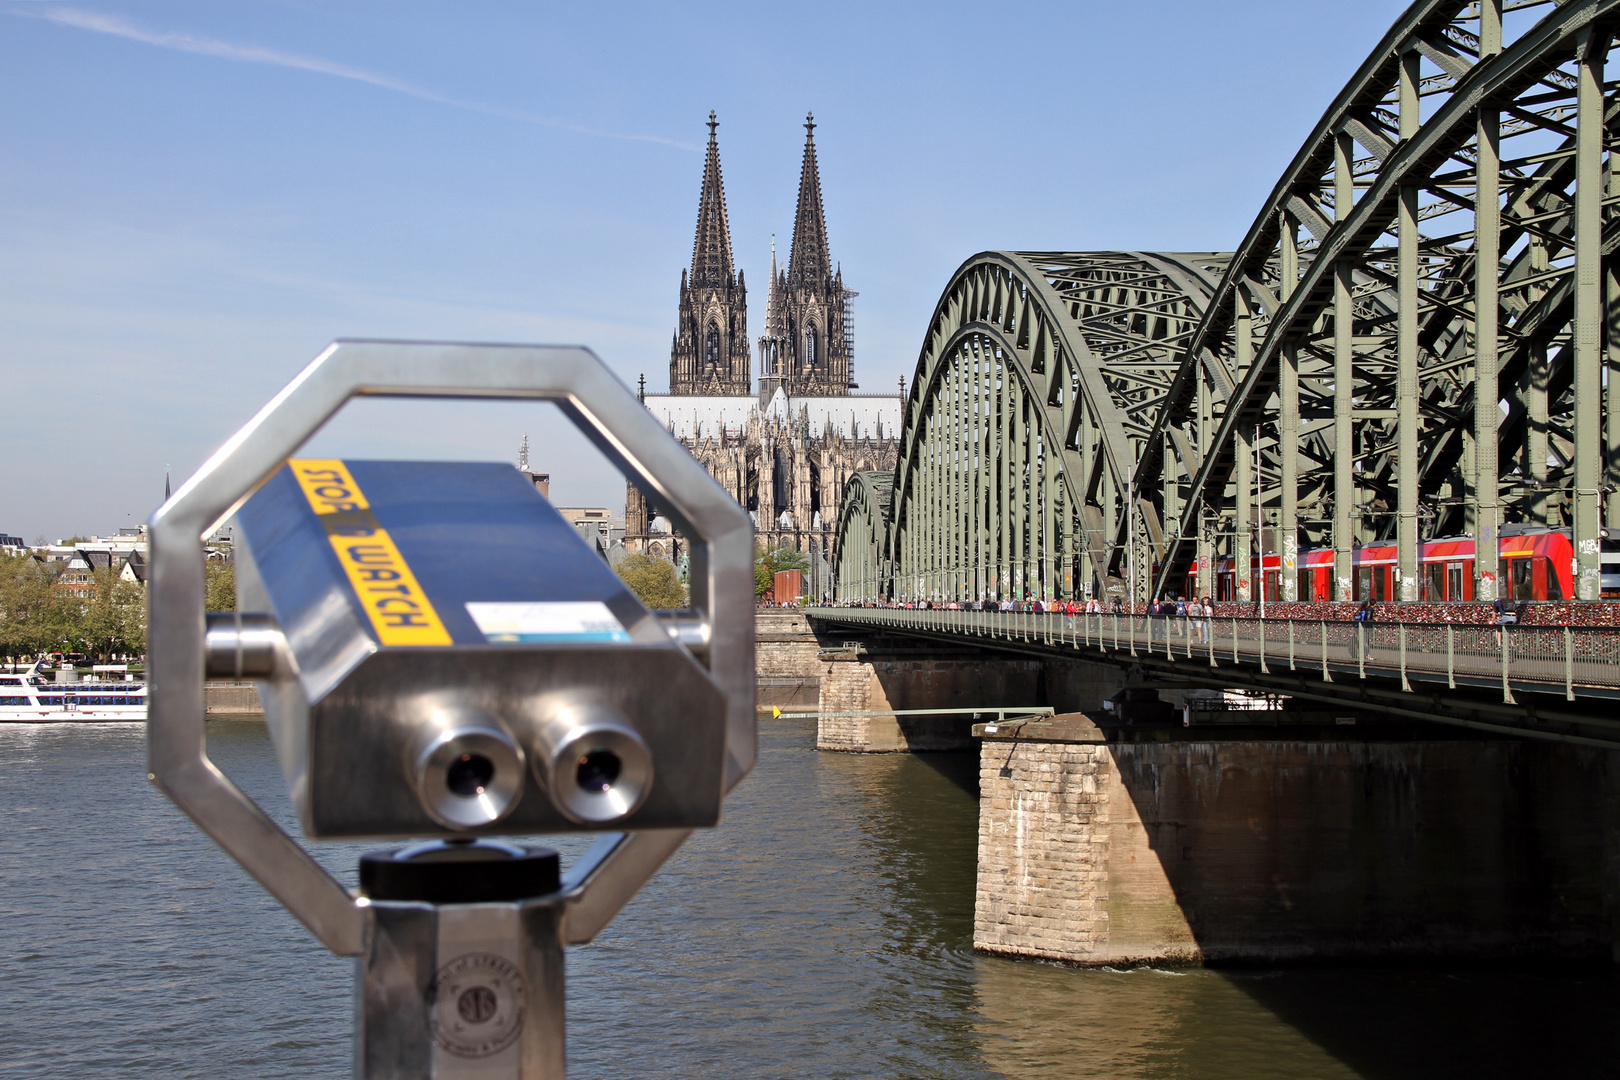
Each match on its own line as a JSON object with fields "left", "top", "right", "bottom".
{"left": 0, "top": 0, "right": 1410, "bottom": 542}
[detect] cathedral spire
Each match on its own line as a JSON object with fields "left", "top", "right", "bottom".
{"left": 671, "top": 112, "right": 749, "bottom": 395}
{"left": 786, "top": 112, "right": 830, "bottom": 288}
{"left": 765, "top": 234, "right": 783, "bottom": 334}
{"left": 690, "top": 110, "right": 735, "bottom": 288}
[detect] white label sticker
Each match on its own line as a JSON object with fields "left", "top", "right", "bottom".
{"left": 465, "top": 601, "right": 629, "bottom": 644}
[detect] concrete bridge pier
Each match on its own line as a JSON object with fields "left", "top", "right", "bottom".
{"left": 974, "top": 715, "right": 1620, "bottom": 965}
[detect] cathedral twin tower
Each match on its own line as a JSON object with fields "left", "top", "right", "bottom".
{"left": 669, "top": 112, "right": 853, "bottom": 399}
{"left": 626, "top": 112, "right": 897, "bottom": 574}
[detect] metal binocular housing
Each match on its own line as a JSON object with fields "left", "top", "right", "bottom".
{"left": 148, "top": 340, "right": 755, "bottom": 960}
{"left": 229, "top": 456, "right": 724, "bottom": 839}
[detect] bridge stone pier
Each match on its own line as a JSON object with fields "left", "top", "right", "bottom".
{"left": 810, "top": 628, "right": 1124, "bottom": 753}
{"left": 975, "top": 715, "right": 1620, "bottom": 965}
{"left": 805, "top": 610, "right": 1620, "bottom": 963}
{"left": 759, "top": 612, "right": 1123, "bottom": 752}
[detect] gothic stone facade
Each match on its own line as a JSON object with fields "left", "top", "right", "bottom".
{"left": 626, "top": 114, "right": 899, "bottom": 582}
{"left": 628, "top": 392, "right": 900, "bottom": 566}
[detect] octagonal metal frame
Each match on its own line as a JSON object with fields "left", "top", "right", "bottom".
{"left": 147, "top": 340, "right": 756, "bottom": 955}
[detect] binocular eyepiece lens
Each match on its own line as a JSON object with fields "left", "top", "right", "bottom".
{"left": 575, "top": 748, "right": 621, "bottom": 794}
{"left": 446, "top": 752, "right": 496, "bottom": 797}
{"left": 412, "top": 708, "right": 526, "bottom": 830}
{"left": 534, "top": 704, "right": 652, "bottom": 824}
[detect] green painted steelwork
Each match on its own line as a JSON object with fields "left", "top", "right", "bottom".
{"left": 832, "top": 0, "right": 1620, "bottom": 609}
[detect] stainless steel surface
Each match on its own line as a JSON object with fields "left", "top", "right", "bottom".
{"left": 359, "top": 897, "right": 566, "bottom": 1080}
{"left": 230, "top": 456, "right": 729, "bottom": 835}
{"left": 653, "top": 610, "right": 711, "bottom": 660}
{"left": 148, "top": 341, "right": 756, "bottom": 958}
{"left": 411, "top": 707, "right": 528, "bottom": 831}
{"left": 203, "top": 612, "right": 284, "bottom": 680}
{"left": 531, "top": 704, "right": 652, "bottom": 825}
{"left": 302, "top": 649, "right": 723, "bottom": 838}
{"left": 231, "top": 459, "right": 730, "bottom": 839}
{"left": 557, "top": 829, "right": 692, "bottom": 945}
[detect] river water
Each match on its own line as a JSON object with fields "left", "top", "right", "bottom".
{"left": 1, "top": 716, "right": 1616, "bottom": 1079}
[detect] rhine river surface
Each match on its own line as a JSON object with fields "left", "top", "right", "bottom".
{"left": 1, "top": 715, "right": 1616, "bottom": 1079}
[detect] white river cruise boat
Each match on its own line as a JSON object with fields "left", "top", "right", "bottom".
{"left": 0, "top": 665, "right": 146, "bottom": 722}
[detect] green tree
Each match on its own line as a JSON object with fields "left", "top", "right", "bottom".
{"left": 0, "top": 553, "right": 67, "bottom": 660}
{"left": 205, "top": 562, "right": 236, "bottom": 612}
{"left": 79, "top": 566, "right": 147, "bottom": 660}
{"left": 615, "top": 553, "right": 687, "bottom": 609}
{"left": 754, "top": 544, "right": 810, "bottom": 599}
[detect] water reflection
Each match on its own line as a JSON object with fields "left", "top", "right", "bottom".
{"left": 0, "top": 717, "right": 1614, "bottom": 1079}
{"left": 976, "top": 961, "right": 1361, "bottom": 1079}
{"left": 826, "top": 749, "right": 985, "bottom": 1071}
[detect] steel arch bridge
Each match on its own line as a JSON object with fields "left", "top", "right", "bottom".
{"left": 833, "top": 0, "right": 1620, "bottom": 608}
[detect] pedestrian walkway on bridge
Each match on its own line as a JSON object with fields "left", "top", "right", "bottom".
{"left": 807, "top": 604, "right": 1620, "bottom": 748}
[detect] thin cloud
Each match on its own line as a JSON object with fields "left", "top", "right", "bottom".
{"left": 10, "top": 6, "right": 696, "bottom": 150}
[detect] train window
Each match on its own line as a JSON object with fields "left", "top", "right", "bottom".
{"left": 1447, "top": 562, "right": 1464, "bottom": 601}
{"left": 1502, "top": 557, "right": 1534, "bottom": 600}
{"left": 1543, "top": 557, "right": 1565, "bottom": 601}
{"left": 1356, "top": 567, "right": 1371, "bottom": 601}
{"left": 1423, "top": 563, "right": 1444, "bottom": 601}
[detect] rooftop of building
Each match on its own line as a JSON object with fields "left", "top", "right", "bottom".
{"left": 642, "top": 386, "right": 902, "bottom": 441}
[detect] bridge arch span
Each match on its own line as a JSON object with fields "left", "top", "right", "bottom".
{"left": 831, "top": 470, "right": 893, "bottom": 602}
{"left": 1145, "top": 0, "right": 1620, "bottom": 605}
{"left": 833, "top": 0, "right": 1620, "bottom": 610}
{"left": 855, "top": 251, "right": 1224, "bottom": 602}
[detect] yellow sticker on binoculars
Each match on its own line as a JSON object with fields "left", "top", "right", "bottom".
{"left": 288, "top": 459, "right": 453, "bottom": 647}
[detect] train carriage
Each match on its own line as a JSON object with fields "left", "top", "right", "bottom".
{"left": 1194, "top": 527, "right": 1607, "bottom": 603}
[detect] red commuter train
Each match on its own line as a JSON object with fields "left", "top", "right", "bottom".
{"left": 1193, "top": 527, "right": 1618, "bottom": 602}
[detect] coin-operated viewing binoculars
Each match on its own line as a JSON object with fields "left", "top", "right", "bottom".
{"left": 148, "top": 342, "right": 755, "bottom": 1079}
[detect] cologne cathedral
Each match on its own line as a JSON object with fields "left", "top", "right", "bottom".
{"left": 625, "top": 113, "right": 901, "bottom": 594}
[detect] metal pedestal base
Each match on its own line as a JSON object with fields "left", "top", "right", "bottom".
{"left": 357, "top": 843, "right": 567, "bottom": 1079}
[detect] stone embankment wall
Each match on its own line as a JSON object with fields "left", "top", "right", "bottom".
{"left": 206, "top": 682, "right": 262, "bottom": 714}
{"left": 815, "top": 653, "right": 1124, "bottom": 753}
{"left": 817, "top": 657, "right": 1044, "bottom": 752}
{"left": 976, "top": 720, "right": 1620, "bottom": 964}
{"left": 756, "top": 613, "right": 828, "bottom": 708}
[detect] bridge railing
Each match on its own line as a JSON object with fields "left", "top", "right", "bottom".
{"left": 804, "top": 607, "right": 1620, "bottom": 702}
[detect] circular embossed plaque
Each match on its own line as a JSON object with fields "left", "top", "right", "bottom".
{"left": 430, "top": 952, "right": 526, "bottom": 1058}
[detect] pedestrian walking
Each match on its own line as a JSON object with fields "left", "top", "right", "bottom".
{"left": 1355, "top": 600, "right": 1374, "bottom": 662}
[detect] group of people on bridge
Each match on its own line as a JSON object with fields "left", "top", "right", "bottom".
{"left": 823, "top": 595, "right": 1219, "bottom": 619}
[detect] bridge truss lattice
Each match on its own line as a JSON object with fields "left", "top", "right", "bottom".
{"left": 833, "top": 0, "right": 1620, "bottom": 607}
